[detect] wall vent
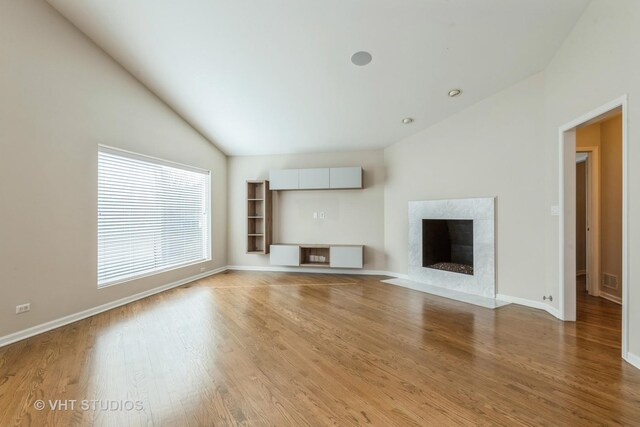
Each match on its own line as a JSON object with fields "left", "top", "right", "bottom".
{"left": 602, "top": 273, "right": 618, "bottom": 290}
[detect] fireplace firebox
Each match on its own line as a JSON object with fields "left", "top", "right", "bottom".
{"left": 422, "top": 219, "right": 474, "bottom": 275}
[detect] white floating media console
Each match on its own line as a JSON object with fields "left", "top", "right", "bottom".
{"left": 269, "top": 167, "right": 362, "bottom": 190}
{"left": 266, "top": 166, "right": 364, "bottom": 269}
{"left": 270, "top": 244, "right": 363, "bottom": 269}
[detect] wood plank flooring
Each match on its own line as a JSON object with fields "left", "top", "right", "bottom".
{"left": 1, "top": 271, "right": 639, "bottom": 426}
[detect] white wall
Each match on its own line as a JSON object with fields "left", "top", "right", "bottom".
{"left": 542, "top": 0, "right": 640, "bottom": 357}
{"left": 228, "top": 151, "right": 385, "bottom": 270}
{"left": 384, "top": 73, "right": 547, "bottom": 300}
{"left": 0, "top": 0, "right": 227, "bottom": 338}
{"left": 384, "top": 0, "right": 640, "bottom": 358}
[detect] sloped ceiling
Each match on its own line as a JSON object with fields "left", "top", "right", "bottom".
{"left": 48, "top": 0, "right": 590, "bottom": 155}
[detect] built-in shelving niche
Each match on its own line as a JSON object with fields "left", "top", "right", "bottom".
{"left": 246, "top": 180, "right": 272, "bottom": 254}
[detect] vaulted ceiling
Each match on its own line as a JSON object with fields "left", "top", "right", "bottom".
{"left": 48, "top": 0, "right": 590, "bottom": 155}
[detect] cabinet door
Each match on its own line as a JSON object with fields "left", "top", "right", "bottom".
{"left": 269, "top": 169, "right": 299, "bottom": 190}
{"left": 299, "top": 168, "right": 330, "bottom": 189}
{"left": 329, "top": 167, "right": 362, "bottom": 189}
{"left": 270, "top": 245, "right": 300, "bottom": 266}
{"left": 329, "top": 246, "right": 363, "bottom": 268}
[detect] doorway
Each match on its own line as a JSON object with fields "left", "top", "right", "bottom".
{"left": 575, "top": 147, "right": 600, "bottom": 298}
{"left": 559, "top": 96, "right": 629, "bottom": 360}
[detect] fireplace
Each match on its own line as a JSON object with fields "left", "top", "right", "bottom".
{"left": 408, "top": 198, "right": 495, "bottom": 298}
{"left": 422, "top": 219, "right": 474, "bottom": 275}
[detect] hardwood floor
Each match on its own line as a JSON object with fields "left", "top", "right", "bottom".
{"left": 1, "top": 271, "right": 639, "bottom": 426}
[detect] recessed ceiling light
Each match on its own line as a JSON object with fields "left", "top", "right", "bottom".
{"left": 448, "top": 89, "right": 462, "bottom": 97}
{"left": 402, "top": 118, "right": 414, "bottom": 124}
{"left": 351, "top": 51, "right": 372, "bottom": 66}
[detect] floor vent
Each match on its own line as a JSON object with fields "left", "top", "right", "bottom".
{"left": 602, "top": 273, "right": 618, "bottom": 290}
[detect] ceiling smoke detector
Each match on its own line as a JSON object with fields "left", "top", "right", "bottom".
{"left": 402, "top": 118, "right": 414, "bottom": 124}
{"left": 351, "top": 51, "right": 372, "bottom": 66}
{"left": 448, "top": 89, "right": 462, "bottom": 97}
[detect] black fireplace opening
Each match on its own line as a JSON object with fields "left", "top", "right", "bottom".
{"left": 422, "top": 219, "right": 474, "bottom": 275}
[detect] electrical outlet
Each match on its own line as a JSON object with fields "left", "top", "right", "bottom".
{"left": 313, "top": 212, "right": 318, "bottom": 219}
{"left": 319, "top": 211, "right": 325, "bottom": 219}
{"left": 550, "top": 205, "right": 560, "bottom": 216}
{"left": 200, "top": 267, "right": 206, "bottom": 272}
{"left": 16, "top": 303, "right": 30, "bottom": 314}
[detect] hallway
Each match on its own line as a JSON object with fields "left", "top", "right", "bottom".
{"left": 576, "top": 274, "right": 622, "bottom": 350}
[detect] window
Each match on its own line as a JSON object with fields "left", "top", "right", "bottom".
{"left": 98, "top": 146, "right": 211, "bottom": 287}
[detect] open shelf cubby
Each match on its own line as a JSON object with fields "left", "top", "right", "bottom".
{"left": 246, "top": 181, "right": 272, "bottom": 254}
{"left": 300, "top": 246, "right": 330, "bottom": 267}
{"left": 248, "top": 199, "right": 264, "bottom": 217}
{"left": 247, "top": 235, "right": 265, "bottom": 253}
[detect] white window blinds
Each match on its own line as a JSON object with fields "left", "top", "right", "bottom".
{"left": 98, "top": 146, "right": 211, "bottom": 287}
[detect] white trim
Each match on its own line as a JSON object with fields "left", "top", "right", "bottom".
{"left": 558, "top": 95, "right": 629, "bottom": 360}
{"left": 0, "top": 266, "right": 228, "bottom": 348}
{"left": 621, "top": 98, "right": 629, "bottom": 359}
{"left": 624, "top": 352, "right": 640, "bottom": 370}
{"left": 226, "top": 265, "right": 407, "bottom": 278}
{"left": 558, "top": 127, "right": 576, "bottom": 321}
{"left": 599, "top": 292, "right": 622, "bottom": 305}
{"left": 496, "top": 294, "right": 562, "bottom": 319}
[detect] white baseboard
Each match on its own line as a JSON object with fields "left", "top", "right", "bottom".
{"left": 496, "top": 293, "right": 562, "bottom": 319}
{"left": 599, "top": 292, "right": 622, "bottom": 305}
{"left": 624, "top": 352, "right": 640, "bottom": 370}
{"left": 227, "top": 265, "right": 406, "bottom": 278}
{"left": 0, "top": 266, "right": 228, "bottom": 348}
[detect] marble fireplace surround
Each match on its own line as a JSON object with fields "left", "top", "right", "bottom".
{"left": 408, "top": 197, "right": 496, "bottom": 298}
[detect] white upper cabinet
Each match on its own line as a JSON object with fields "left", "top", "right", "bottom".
{"left": 299, "top": 168, "right": 330, "bottom": 189}
{"left": 330, "top": 167, "right": 362, "bottom": 189}
{"left": 269, "top": 169, "right": 299, "bottom": 190}
{"left": 269, "top": 167, "right": 362, "bottom": 190}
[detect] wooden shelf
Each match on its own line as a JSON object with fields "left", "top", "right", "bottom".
{"left": 246, "top": 181, "right": 272, "bottom": 254}
{"left": 300, "top": 263, "right": 330, "bottom": 268}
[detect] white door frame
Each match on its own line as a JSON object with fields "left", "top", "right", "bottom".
{"left": 558, "top": 95, "right": 628, "bottom": 359}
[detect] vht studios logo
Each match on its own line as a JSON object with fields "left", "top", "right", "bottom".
{"left": 34, "top": 399, "right": 144, "bottom": 412}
